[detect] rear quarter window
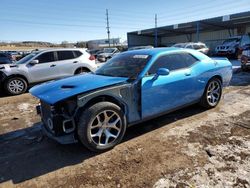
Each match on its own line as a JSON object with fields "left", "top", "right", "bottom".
{"left": 73, "top": 50, "right": 83, "bottom": 58}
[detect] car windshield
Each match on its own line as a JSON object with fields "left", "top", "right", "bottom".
{"left": 103, "top": 48, "right": 116, "bottom": 53}
{"left": 15, "top": 52, "right": 40, "bottom": 64}
{"left": 95, "top": 53, "right": 151, "bottom": 79}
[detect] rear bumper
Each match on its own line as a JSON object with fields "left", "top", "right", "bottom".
{"left": 42, "top": 123, "right": 78, "bottom": 144}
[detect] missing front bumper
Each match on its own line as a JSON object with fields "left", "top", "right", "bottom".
{"left": 42, "top": 123, "right": 78, "bottom": 144}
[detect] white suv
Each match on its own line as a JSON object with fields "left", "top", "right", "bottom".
{"left": 0, "top": 48, "right": 97, "bottom": 95}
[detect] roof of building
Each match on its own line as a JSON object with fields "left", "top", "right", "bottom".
{"left": 128, "top": 11, "right": 250, "bottom": 37}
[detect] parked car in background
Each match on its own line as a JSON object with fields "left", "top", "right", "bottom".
{"left": 88, "top": 49, "right": 103, "bottom": 58}
{"left": 0, "top": 53, "right": 13, "bottom": 64}
{"left": 30, "top": 48, "right": 232, "bottom": 152}
{"left": 215, "top": 34, "right": 250, "bottom": 58}
{"left": 172, "top": 42, "right": 209, "bottom": 54}
{"left": 0, "top": 48, "right": 97, "bottom": 95}
{"left": 97, "top": 47, "right": 120, "bottom": 62}
{"left": 5, "top": 51, "right": 23, "bottom": 61}
{"left": 241, "top": 44, "right": 250, "bottom": 71}
{"left": 128, "top": 45, "right": 154, "bottom": 51}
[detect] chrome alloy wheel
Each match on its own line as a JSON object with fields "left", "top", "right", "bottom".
{"left": 8, "top": 79, "right": 25, "bottom": 94}
{"left": 89, "top": 110, "right": 122, "bottom": 146}
{"left": 206, "top": 80, "right": 221, "bottom": 106}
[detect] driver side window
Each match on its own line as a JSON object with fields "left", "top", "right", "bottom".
{"left": 36, "top": 52, "right": 55, "bottom": 63}
{"left": 148, "top": 53, "right": 188, "bottom": 75}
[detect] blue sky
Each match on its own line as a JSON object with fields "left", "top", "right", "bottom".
{"left": 0, "top": 0, "right": 250, "bottom": 43}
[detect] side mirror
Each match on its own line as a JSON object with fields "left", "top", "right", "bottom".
{"left": 153, "top": 68, "right": 170, "bottom": 80}
{"left": 30, "top": 59, "right": 39, "bottom": 65}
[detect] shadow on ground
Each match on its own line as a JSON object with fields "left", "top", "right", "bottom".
{"left": 0, "top": 104, "right": 206, "bottom": 184}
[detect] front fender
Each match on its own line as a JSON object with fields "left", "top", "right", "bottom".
{"left": 76, "top": 84, "right": 141, "bottom": 124}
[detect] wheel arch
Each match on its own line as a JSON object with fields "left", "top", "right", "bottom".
{"left": 209, "top": 75, "right": 223, "bottom": 85}
{"left": 76, "top": 94, "right": 128, "bottom": 123}
{"left": 74, "top": 67, "right": 91, "bottom": 74}
{"left": 5, "top": 74, "right": 29, "bottom": 84}
{"left": 201, "top": 74, "right": 223, "bottom": 98}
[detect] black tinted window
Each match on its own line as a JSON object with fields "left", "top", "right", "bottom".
{"left": 148, "top": 53, "right": 198, "bottom": 74}
{"left": 182, "top": 53, "right": 198, "bottom": 66}
{"left": 36, "top": 52, "right": 55, "bottom": 63}
{"left": 73, "top": 50, "right": 83, "bottom": 58}
{"left": 186, "top": 45, "right": 193, "bottom": 49}
{"left": 193, "top": 44, "right": 201, "bottom": 49}
{"left": 57, "top": 51, "right": 75, "bottom": 60}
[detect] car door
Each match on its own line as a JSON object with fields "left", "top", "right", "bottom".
{"left": 55, "top": 50, "right": 78, "bottom": 77}
{"left": 141, "top": 53, "right": 198, "bottom": 119}
{"left": 28, "top": 51, "right": 59, "bottom": 83}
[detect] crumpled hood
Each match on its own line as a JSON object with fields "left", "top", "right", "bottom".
{"left": 29, "top": 73, "right": 128, "bottom": 104}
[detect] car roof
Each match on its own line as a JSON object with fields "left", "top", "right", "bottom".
{"left": 124, "top": 47, "right": 210, "bottom": 60}
{"left": 33, "top": 48, "right": 87, "bottom": 53}
{"left": 121, "top": 47, "right": 191, "bottom": 56}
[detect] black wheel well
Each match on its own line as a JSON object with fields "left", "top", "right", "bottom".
{"left": 74, "top": 67, "right": 90, "bottom": 74}
{"left": 5, "top": 74, "right": 28, "bottom": 84}
{"left": 76, "top": 95, "right": 127, "bottom": 121}
{"left": 210, "top": 75, "right": 223, "bottom": 84}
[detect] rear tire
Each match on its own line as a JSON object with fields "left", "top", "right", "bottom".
{"left": 77, "top": 102, "right": 126, "bottom": 152}
{"left": 4, "top": 77, "right": 28, "bottom": 95}
{"left": 199, "top": 78, "right": 222, "bottom": 108}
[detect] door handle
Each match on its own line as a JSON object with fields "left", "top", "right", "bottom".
{"left": 50, "top": 64, "right": 56, "bottom": 67}
{"left": 73, "top": 61, "right": 78, "bottom": 64}
{"left": 185, "top": 72, "right": 191, "bottom": 76}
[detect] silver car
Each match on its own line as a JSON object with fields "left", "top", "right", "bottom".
{"left": 0, "top": 48, "right": 97, "bottom": 95}
{"left": 173, "top": 42, "right": 209, "bottom": 55}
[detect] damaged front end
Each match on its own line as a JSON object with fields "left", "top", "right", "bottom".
{"left": 37, "top": 99, "right": 79, "bottom": 144}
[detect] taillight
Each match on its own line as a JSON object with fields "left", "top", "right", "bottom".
{"left": 89, "top": 55, "right": 95, "bottom": 61}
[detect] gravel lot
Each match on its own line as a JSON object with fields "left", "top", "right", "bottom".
{"left": 0, "top": 69, "right": 249, "bottom": 188}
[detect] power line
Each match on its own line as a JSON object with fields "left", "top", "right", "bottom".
{"left": 1, "top": 3, "right": 155, "bottom": 19}
{"left": 0, "top": 18, "right": 142, "bottom": 30}
{"left": 158, "top": 0, "right": 249, "bottom": 19}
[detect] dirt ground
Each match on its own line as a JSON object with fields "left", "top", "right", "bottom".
{"left": 0, "top": 70, "right": 250, "bottom": 188}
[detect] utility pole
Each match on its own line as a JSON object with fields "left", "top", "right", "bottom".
{"left": 106, "top": 9, "right": 111, "bottom": 47}
{"left": 154, "top": 14, "right": 158, "bottom": 47}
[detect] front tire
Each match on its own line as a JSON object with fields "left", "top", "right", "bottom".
{"left": 77, "top": 102, "right": 126, "bottom": 152}
{"left": 199, "top": 78, "right": 222, "bottom": 108}
{"left": 4, "top": 77, "right": 28, "bottom": 95}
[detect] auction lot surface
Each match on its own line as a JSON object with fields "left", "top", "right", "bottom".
{"left": 0, "top": 70, "right": 250, "bottom": 187}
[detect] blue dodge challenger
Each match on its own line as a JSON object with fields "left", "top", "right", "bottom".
{"left": 30, "top": 48, "right": 232, "bottom": 152}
